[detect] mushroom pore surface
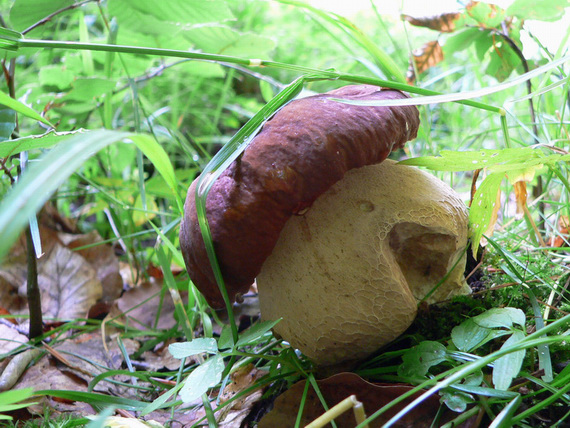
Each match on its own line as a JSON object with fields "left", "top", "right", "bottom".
{"left": 256, "top": 160, "right": 470, "bottom": 367}
{"left": 180, "top": 85, "right": 420, "bottom": 308}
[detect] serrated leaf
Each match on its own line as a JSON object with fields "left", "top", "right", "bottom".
{"left": 398, "top": 341, "right": 447, "bottom": 378}
{"left": 108, "top": 0, "right": 234, "bottom": 37}
{"left": 236, "top": 319, "right": 281, "bottom": 347}
{"left": 0, "top": 91, "right": 52, "bottom": 127}
{"left": 10, "top": 0, "right": 74, "bottom": 32}
{"left": 451, "top": 318, "right": 490, "bottom": 352}
{"left": 473, "top": 308, "right": 526, "bottom": 329}
{"left": 399, "top": 147, "right": 542, "bottom": 172}
{"left": 470, "top": 172, "right": 504, "bottom": 255}
{"left": 183, "top": 25, "right": 275, "bottom": 57}
{"left": 169, "top": 338, "right": 218, "bottom": 359}
{"left": 0, "top": 129, "right": 86, "bottom": 158}
{"left": 493, "top": 330, "right": 526, "bottom": 390}
{"left": 506, "top": 0, "right": 570, "bottom": 21}
{"left": 180, "top": 354, "right": 225, "bottom": 403}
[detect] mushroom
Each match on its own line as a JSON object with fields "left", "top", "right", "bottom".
{"left": 257, "top": 159, "right": 470, "bottom": 366}
{"left": 179, "top": 84, "right": 469, "bottom": 366}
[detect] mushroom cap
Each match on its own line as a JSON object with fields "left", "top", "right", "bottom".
{"left": 180, "top": 85, "right": 420, "bottom": 308}
{"left": 257, "top": 160, "right": 470, "bottom": 366}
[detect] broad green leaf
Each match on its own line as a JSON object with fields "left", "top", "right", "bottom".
{"left": 443, "top": 28, "right": 487, "bottom": 56}
{"left": 440, "top": 390, "right": 472, "bottom": 412}
{"left": 0, "top": 108, "right": 16, "bottom": 142}
{"left": 398, "top": 341, "right": 447, "bottom": 378}
{"left": 451, "top": 383, "right": 519, "bottom": 399}
{"left": 0, "top": 91, "right": 52, "bottom": 127}
{"left": 0, "top": 129, "right": 85, "bottom": 158}
{"left": 183, "top": 25, "right": 275, "bottom": 57}
{"left": 236, "top": 319, "right": 281, "bottom": 347}
{"left": 128, "top": 134, "right": 183, "bottom": 211}
{"left": 469, "top": 171, "right": 505, "bottom": 256}
{"left": 467, "top": 2, "right": 506, "bottom": 27}
{"left": 63, "top": 78, "right": 116, "bottom": 102}
{"left": 507, "top": 0, "right": 570, "bottom": 21}
{"left": 0, "top": 130, "right": 131, "bottom": 262}
{"left": 399, "top": 147, "right": 541, "bottom": 172}
{"left": 0, "top": 27, "right": 21, "bottom": 51}
{"left": 10, "top": 0, "right": 74, "bottom": 32}
{"left": 486, "top": 41, "right": 521, "bottom": 82}
{"left": 493, "top": 330, "right": 526, "bottom": 390}
{"left": 218, "top": 325, "right": 234, "bottom": 350}
{"left": 39, "top": 64, "right": 76, "bottom": 90}
{"left": 108, "top": 0, "right": 234, "bottom": 37}
{"left": 473, "top": 308, "right": 526, "bottom": 329}
{"left": 179, "top": 354, "right": 225, "bottom": 403}
{"left": 451, "top": 318, "right": 490, "bottom": 352}
{"left": 169, "top": 338, "right": 218, "bottom": 359}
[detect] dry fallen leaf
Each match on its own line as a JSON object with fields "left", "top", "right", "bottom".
{"left": 402, "top": 12, "right": 461, "bottom": 32}
{"left": 259, "top": 372, "right": 471, "bottom": 428}
{"left": 407, "top": 40, "right": 444, "bottom": 84}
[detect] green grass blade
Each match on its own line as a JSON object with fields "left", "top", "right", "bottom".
{"left": 488, "top": 394, "right": 522, "bottom": 428}
{"left": 0, "top": 129, "right": 130, "bottom": 261}
{"left": 0, "top": 90, "right": 53, "bottom": 127}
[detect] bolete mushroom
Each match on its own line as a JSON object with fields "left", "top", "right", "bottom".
{"left": 257, "top": 159, "right": 470, "bottom": 366}
{"left": 179, "top": 84, "right": 469, "bottom": 366}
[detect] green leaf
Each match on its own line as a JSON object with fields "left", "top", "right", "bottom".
{"left": 180, "top": 354, "right": 225, "bottom": 403}
{"left": 398, "top": 341, "right": 447, "bottom": 378}
{"left": 399, "top": 147, "right": 541, "bottom": 172}
{"left": 489, "top": 395, "right": 523, "bottom": 428}
{"left": 0, "top": 108, "right": 16, "bottom": 142}
{"left": 0, "top": 27, "right": 21, "bottom": 51}
{"left": 473, "top": 308, "right": 526, "bottom": 329}
{"left": 128, "top": 134, "right": 183, "bottom": 211}
{"left": 183, "top": 25, "right": 275, "bottom": 57}
{"left": 443, "top": 28, "right": 486, "bottom": 56}
{"left": 63, "top": 78, "right": 116, "bottom": 102}
{"left": 10, "top": 0, "right": 74, "bottom": 32}
{"left": 0, "top": 129, "right": 85, "bottom": 158}
{"left": 168, "top": 338, "right": 218, "bottom": 359}
{"left": 469, "top": 171, "right": 505, "bottom": 256}
{"left": 108, "top": 0, "right": 234, "bottom": 37}
{"left": 218, "top": 325, "right": 234, "bottom": 350}
{"left": 451, "top": 319, "right": 490, "bottom": 352}
{"left": 467, "top": 2, "right": 506, "bottom": 27}
{"left": 440, "top": 390, "right": 472, "bottom": 412}
{"left": 236, "top": 319, "right": 281, "bottom": 347}
{"left": 0, "top": 129, "right": 131, "bottom": 262}
{"left": 493, "top": 330, "right": 526, "bottom": 390}
{"left": 39, "top": 65, "right": 76, "bottom": 90}
{"left": 507, "top": 0, "right": 570, "bottom": 21}
{"left": 0, "top": 91, "right": 53, "bottom": 127}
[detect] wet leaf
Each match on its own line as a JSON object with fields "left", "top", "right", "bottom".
{"left": 451, "top": 318, "right": 490, "bottom": 352}
{"left": 473, "top": 307, "right": 526, "bottom": 329}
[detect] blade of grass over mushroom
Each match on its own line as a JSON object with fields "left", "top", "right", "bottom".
{"left": 194, "top": 77, "right": 306, "bottom": 344}
{"left": 0, "top": 129, "right": 131, "bottom": 262}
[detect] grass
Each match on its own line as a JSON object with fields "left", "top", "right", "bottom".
{"left": 0, "top": 0, "right": 570, "bottom": 426}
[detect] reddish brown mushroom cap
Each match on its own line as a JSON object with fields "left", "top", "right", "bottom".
{"left": 180, "top": 85, "right": 420, "bottom": 308}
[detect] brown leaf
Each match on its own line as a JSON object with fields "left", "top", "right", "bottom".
{"left": 259, "top": 372, "right": 469, "bottom": 427}
{"left": 402, "top": 12, "right": 461, "bottom": 32}
{"left": 407, "top": 41, "right": 444, "bottom": 84}
{"left": 61, "top": 231, "right": 123, "bottom": 301}
{"left": 513, "top": 181, "right": 527, "bottom": 220}
{"left": 549, "top": 216, "right": 569, "bottom": 247}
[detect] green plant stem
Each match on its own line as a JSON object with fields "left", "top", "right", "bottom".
{"left": 13, "top": 38, "right": 503, "bottom": 112}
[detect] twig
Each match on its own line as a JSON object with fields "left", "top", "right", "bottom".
{"left": 22, "top": 0, "right": 99, "bottom": 35}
